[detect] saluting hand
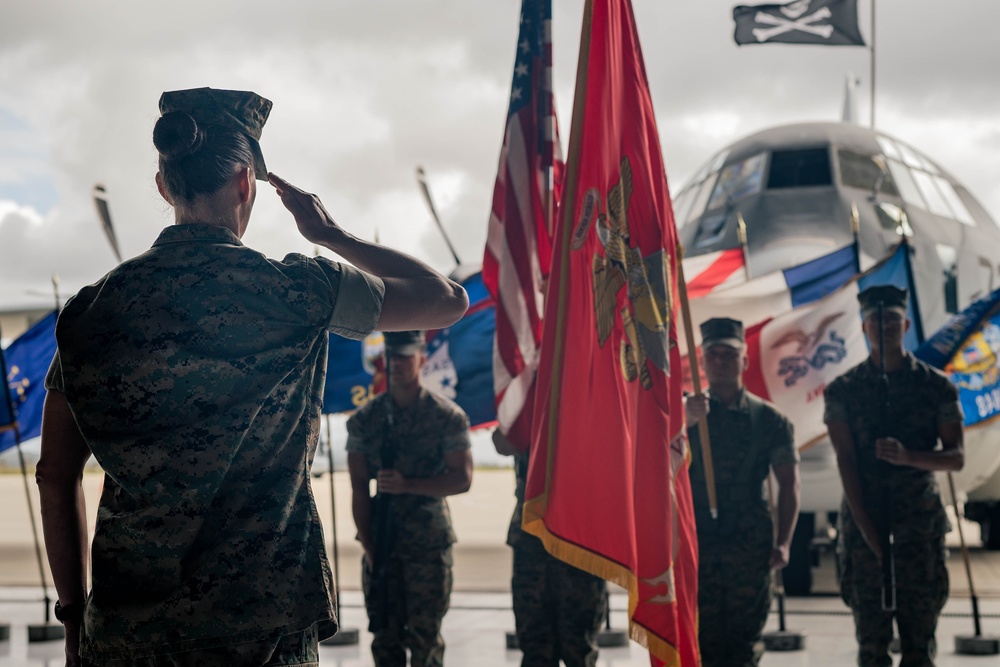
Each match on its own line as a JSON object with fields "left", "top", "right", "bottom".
{"left": 875, "top": 437, "right": 910, "bottom": 466}
{"left": 268, "top": 173, "right": 347, "bottom": 246}
{"left": 377, "top": 469, "right": 408, "bottom": 495}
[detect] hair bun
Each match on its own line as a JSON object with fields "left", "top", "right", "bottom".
{"left": 153, "top": 111, "right": 205, "bottom": 159}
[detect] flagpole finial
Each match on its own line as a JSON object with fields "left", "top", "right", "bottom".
{"left": 851, "top": 202, "right": 860, "bottom": 235}
{"left": 737, "top": 212, "right": 748, "bottom": 247}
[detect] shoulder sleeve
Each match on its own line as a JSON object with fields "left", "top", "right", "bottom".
{"left": 441, "top": 405, "right": 472, "bottom": 453}
{"left": 935, "top": 372, "right": 964, "bottom": 425}
{"left": 319, "top": 260, "right": 385, "bottom": 340}
{"left": 345, "top": 408, "right": 370, "bottom": 453}
{"left": 768, "top": 410, "right": 798, "bottom": 467}
{"left": 823, "top": 378, "right": 849, "bottom": 424}
{"left": 43, "top": 350, "right": 64, "bottom": 393}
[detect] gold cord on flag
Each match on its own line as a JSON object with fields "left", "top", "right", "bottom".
{"left": 677, "top": 243, "right": 718, "bottom": 519}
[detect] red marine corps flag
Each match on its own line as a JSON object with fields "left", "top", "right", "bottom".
{"left": 522, "top": 1, "right": 698, "bottom": 665}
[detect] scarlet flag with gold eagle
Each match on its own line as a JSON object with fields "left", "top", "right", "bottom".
{"left": 521, "top": 0, "right": 698, "bottom": 664}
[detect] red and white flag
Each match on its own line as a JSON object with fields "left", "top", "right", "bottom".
{"left": 483, "top": 0, "right": 562, "bottom": 452}
{"left": 682, "top": 247, "right": 746, "bottom": 298}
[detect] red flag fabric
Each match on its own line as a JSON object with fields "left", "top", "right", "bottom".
{"left": 522, "top": 1, "right": 698, "bottom": 664}
{"left": 483, "top": 0, "right": 563, "bottom": 452}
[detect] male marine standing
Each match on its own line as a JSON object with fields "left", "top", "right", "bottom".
{"left": 347, "top": 330, "right": 474, "bottom": 667}
{"left": 686, "top": 317, "right": 800, "bottom": 667}
{"left": 825, "top": 285, "right": 963, "bottom": 667}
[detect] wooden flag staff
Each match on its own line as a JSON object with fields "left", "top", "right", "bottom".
{"left": 676, "top": 243, "right": 718, "bottom": 519}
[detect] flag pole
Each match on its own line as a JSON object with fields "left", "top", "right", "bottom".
{"left": 737, "top": 211, "right": 751, "bottom": 280}
{"left": 869, "top": 0, "right": 876, "bottom": 128}
{"left": 676, "top": 244, "right": 718, "bottom": 519}
{"left": 416, "top": 166, "right": 463, "bottom": 268}
{"left": 320, "top": 413, "right": 359, "bottom": 646}
{"left": 0, "top": 324, "right": 60, "bottom": 639}
{"left": 541, "top": 0, "right": 593, "bottom": 489}
{"left": 850, "top": 202, "right": 862, "bottom": 273}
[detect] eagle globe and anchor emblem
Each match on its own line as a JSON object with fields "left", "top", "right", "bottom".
{"left": 577, "top": 156, "right": 673, "bottom": 389}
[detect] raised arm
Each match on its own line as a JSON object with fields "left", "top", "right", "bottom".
{"left": 36, "top": 390, "right": 92, "bottom": 667}
{"left": 268, "top": 173, "right": 468, "bottom": 331}
{"left": 874, "top": 421, "right": 963, "bottom": 472}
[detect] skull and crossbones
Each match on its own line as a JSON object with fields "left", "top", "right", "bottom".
{"left": 752, "top": 4, "right": 834, "bottom": 42}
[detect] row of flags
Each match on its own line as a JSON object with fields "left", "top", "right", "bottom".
{"left": 0, "top": 2, "right": 963, "bottom": 666}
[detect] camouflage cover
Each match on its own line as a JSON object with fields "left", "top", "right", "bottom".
{"left": 45, "top": 223, "right": 384, "bottom": 660}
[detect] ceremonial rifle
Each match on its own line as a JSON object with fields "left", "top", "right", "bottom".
{"left": 367, "top": 364, "right": 397, "bottom": 633}
{"left": 877, "top": 301, "right": 897, "bottom": 611}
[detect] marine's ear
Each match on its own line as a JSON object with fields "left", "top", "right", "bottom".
{"left": 235, "top": 165, "right": 254, "bottom": 205}
{"left": 155, "top": 172, "right": 173, "bottom": 205}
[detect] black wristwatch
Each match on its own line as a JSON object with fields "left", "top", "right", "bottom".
{"left": 54, "top": 601, "right": 85, "bottom": 624}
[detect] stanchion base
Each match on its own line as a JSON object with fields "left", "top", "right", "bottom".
{"left": 597, "top": 628, "right": 629, "bottom": 647}
{"left": 0, "top": 624, "right": 9, "bottom": 641}
{"left": 955, "top": 634, "right": 1000, "bottom": 655}
{"left": 763, "top": 630, "right": 806, "bottom": 651}
{"left": 28, "top": 624, "right": 64, "bottom": 642}
{"left": 321, "top": 627, "right": 360, "bottom": 646}
{"left": 505, "top": 629, "right": 630, "bottom": 651}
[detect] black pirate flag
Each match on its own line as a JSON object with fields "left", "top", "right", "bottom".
{"left": 733, "top": 0, "right": 865, "bottom": 46}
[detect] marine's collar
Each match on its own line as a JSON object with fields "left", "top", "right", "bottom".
{"left": 153, "top": 223, "right": 243, "bottom": 247}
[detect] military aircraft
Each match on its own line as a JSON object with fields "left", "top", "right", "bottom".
{"left": 673, "top": 119, "right": 1000, "bottom": 593}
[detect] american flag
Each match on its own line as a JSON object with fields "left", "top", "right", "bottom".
{"left": 482, "top": 0, "right": 562, "bottom": 452}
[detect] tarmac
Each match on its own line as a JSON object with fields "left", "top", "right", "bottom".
{"left": 0, "top": 468, "right": 997, "bottom": 665}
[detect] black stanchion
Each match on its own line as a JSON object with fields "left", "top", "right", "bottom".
{"left": 947, "top": 474, "right": 999, "bottom": 655}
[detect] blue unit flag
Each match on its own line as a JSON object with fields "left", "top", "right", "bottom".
{"left": 0, "top": 311, "right": 58, "bottom": 451}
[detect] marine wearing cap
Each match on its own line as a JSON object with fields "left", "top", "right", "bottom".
{"left": 158, "top": 87, "right": 273, "bottom": 180}
{"left": 384, "top": 330, "right": 426, "bottom": 356}
{"left": 700, "top": 317, "right": 745, "bottom": 349}
{"left": 857, "top": 285, "right": 908, "bottom": 319}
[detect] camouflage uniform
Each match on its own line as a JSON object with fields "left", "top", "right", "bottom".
{"left": 45, "top": 223, "right": 384, "bottom": 663}
{"left": 688, "top": 389, "right": 797, "bottom": 667}
{"left": 507, "top": 452, "right": 607, "bottom": 667}
{"left": 346, "top": 388, "right": 471, "bottom": 667}
{"left": 825, "top": 353, "right": 962, "bottom": 667}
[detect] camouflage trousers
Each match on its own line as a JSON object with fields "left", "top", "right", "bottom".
{"left": 838, "top": 528, "right": 948, "bottom": 667}
{"left": 82, "top": 625, "right": 319, "bottom": 666}
{"left": 512, "top": 534, "right": 607, "bottom": 667}
{"left": 697, "top": 528, "right": 772, "bottom": 667}
{"left": 361, "top": 547, "right": 453, "bottom": 667}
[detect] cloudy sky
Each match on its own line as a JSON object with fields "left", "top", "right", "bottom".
{"left": 1, "top": 0, "right": 998, "bottom": 313}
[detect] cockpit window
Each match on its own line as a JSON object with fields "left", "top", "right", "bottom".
{"left": 767, "top": 147, "right": 832, "bottom": 188}
{"left": 673, "top": 149, "right": 729, "bottom": 229}
{"left": 933, "top": 176, "right": 975, "bottom": 226}
{"left": 837, "top": 149, "right": 900, "bottom": 197}
{"left": 911, "top": 169, "right": 954, "bottom": 218}
{"left": 705, "top": 152, "right": 766, "bottom": 211}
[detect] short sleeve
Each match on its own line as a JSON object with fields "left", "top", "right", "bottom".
{"left": 441, "top": 409, "right": 471, "bottom": 453}
{"left": 43, "top": 350, "right": 65, "bottom": 393}
{"left": 937, "top": 377, "right": 964, "bottom": 425}
{"left": 345, "top": 411, "right": 369, "bottom": 453}
{"left": 769, "top": 413, "right": 798, "bottom": 467}
{"left": 326, "top": 263, "right": 385, "bottom": 340}
{"left": 823, "top": 381, "right": 849, "bottom": 424}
